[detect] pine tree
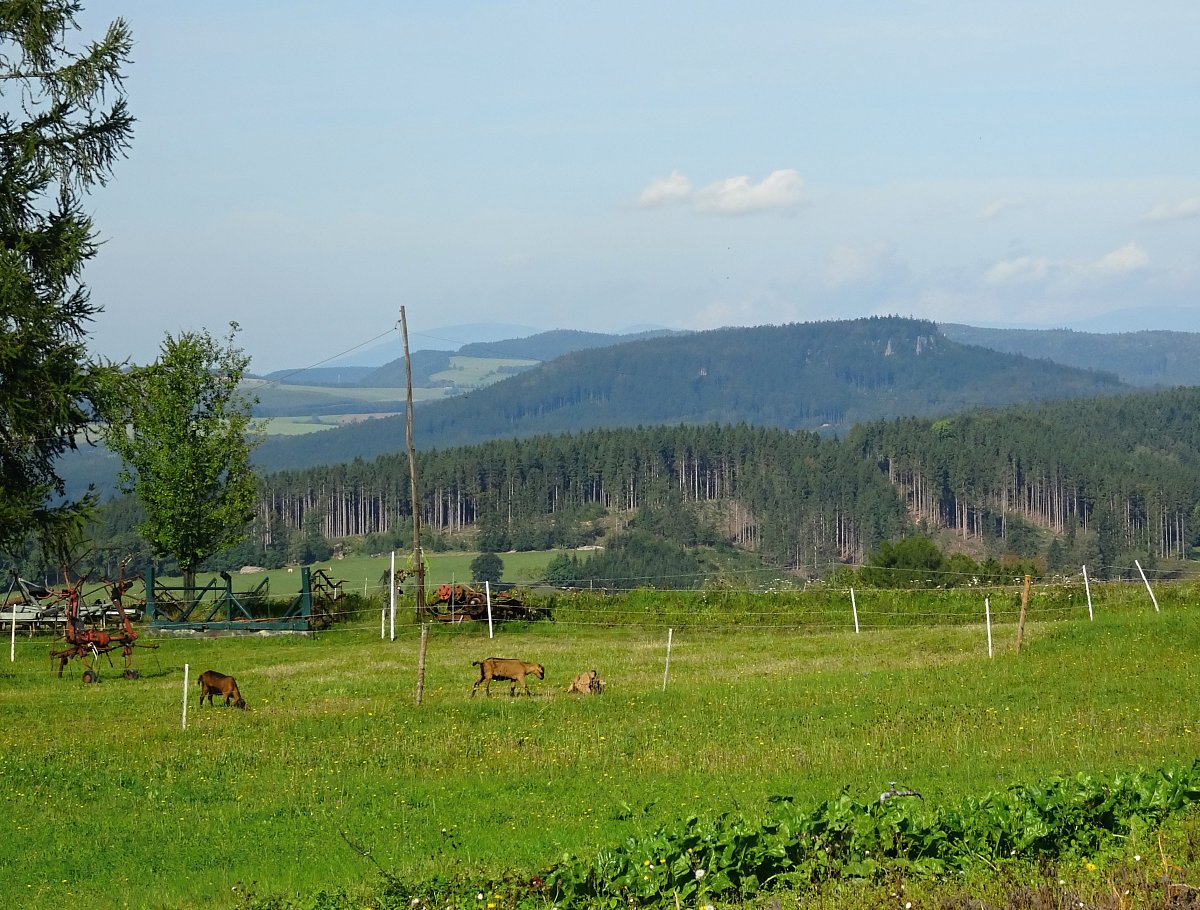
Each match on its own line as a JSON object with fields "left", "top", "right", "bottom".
{"left": 0, "top": 1, "right": 133, "bottom": 557}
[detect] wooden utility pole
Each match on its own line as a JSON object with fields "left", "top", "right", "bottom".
{"left": 399, "top": 307, "right": 425, "bottom": 613}
{"left": 1015, "top": 574, "right": 1031, "bottom": 652}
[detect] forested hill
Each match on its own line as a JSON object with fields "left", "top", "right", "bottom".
{"left": 253, "top": 317, "right": 1126, "bottom": 473}
{"left": 939, "top": 324, "right": 1200, "bottom": 387}
{"left": 257, "top": 386, "right": 1200, "bottom": 576}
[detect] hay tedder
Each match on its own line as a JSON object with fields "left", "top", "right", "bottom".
{"left": 49, "top": 558, "right": 154, "bottom": 683}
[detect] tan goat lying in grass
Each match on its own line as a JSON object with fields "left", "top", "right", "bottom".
{"left": 566, "top": 669, "right": 604, "bottom": 695}
{"left": 471, "top": 657, "right": 544, "bottom": 697}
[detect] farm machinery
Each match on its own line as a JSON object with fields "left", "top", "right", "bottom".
{"left": 429, "top": 582, "right": 551, "bottom": 622}
{"left": 48, "top": 558, "right": 154, "bottom": 683}
{"left": 2, "top": 575, "right": 64, "bottom": 629}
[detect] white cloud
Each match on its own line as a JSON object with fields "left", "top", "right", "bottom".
{"left": 1140, "top": 197, "right": 1200, "bottom": 223}
{"left": 693, "top": 292, "right": 802, "bottom": 329}
{"left": 694, "top": 169, "right": 805, "bottom": 215}
{"left": 983, "top": 242, "right": 1148, "bottom": 287}
{"left": 825, "top": 243, "right": 897, "bottom": 289}
{"left": 980, "top": 198, "right": 1023, "bottom": 220}
{"left": 636, "top": 168, "right": 805, "bottom": 215}
{"left": 1090, "top": 242, "right": 1149, "bottom": 275}
{"left": 637, "top": 170, "right": 693, "bottom": 208}
{"left": 984, "top": 255, "right": 1052, "bottom": 284}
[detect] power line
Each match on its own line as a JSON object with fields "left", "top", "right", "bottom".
{"left": 248, "top": 325, "right": 398, "bottom": 391}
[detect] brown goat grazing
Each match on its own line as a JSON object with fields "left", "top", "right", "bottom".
{"left": 197, "top": 669, "right": 246, "bottom": 709}
{"left": 471, "top": 657, "right": 544, "bottom": 697}
{"left": 566, "top": 669, "right": 604, "bottom": 695}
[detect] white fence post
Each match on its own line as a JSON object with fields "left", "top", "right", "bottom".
{"left": 1135, "top": 560, "right": 1160, "bottom": 613}
{"left": 5, "top": 574, "right": 16, "bottom": 662}
{"left": 485, "top": 581, "right": 494, "bottom": 639}
{"left": 182, "top": 664, "right": 190, "bottom": 731}
{"left": 985, "top": 597, "right": 993, "bottom": 658}
{"left": 1082, "top": 565, "right": 1094, "bottom": 621}
{"left": 850, "top": 588, "right": 860, "bottom": 634}
{"left": 662, "top": 627, "right": 674, "bottom": 691}
{"left": 389, "top": 551, "right": 396, "bottom": 641}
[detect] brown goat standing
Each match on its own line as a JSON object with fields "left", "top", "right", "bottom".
{"left": 471, "top": 657, "right": 544, "bottom": 697}
{"left": 197, "top": 669, "right": 246, "bottom": 709}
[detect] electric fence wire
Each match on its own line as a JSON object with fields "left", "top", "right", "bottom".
{"left": 7, "top": 550, "right": 1184, "bottom": 646}
{"left": 64, "top": 575, "right": 1165, "bottom": 644}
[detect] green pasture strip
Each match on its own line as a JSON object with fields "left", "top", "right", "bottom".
{"left": 543, "top": 575, "right": 1188, "bottom": 630}
{"left": 245, "top": 381, "right": 445, "bottom": 403}
{"left": 166, "top": 551, "right": 564, "bottom": 600}
{"left": 431, "top": 355, "right": 539, "bottom": 389}
{"left": 260, "top": 417, "right": 341, "bottom": 436}
{"left": 156, "top": 559, "right": 1185, "bottom": 632}
{"left": 1, "top": 603, "right": 1198, "bottom": 909}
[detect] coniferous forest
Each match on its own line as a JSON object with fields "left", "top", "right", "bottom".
{"left": 216, "top": 386, "right": 1200, "bottom": 580}
{"left": 250, "top": 316, "right": 1126, "bottom": 472}
{"left": 28, "top": 319, "right": 1200, "bottom": 585}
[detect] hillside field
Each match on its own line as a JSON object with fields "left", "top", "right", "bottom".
{"left": 429, "top": 354, "right": 539, "bottom": 388}
{"left": 1, "top": 586, "right": 1199, "bottom": 909}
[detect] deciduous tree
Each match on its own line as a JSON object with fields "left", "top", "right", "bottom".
{"left": 102, "top": 323, "right": 262, "bottom": 599}
{"left": 470, "top": 550, "right": 503, "bottom": 586}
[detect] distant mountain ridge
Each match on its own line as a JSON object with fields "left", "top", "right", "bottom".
{"left": 252, "top": 317, "right": 1127, "bottom": 472}
{"left": 457, "top": 328, "right": 681, "bottom": 361}
{"left": 259, "top": 327, "right": 682, "bottom": 389}
{"left": 327, "top": 322, "right": 541, "bottom": 367}
{"left": 939, "top": 324, "right": 1200, "bottom": 387}
{"left": 261, "top": 323, "right": 1200, "bottom": 397}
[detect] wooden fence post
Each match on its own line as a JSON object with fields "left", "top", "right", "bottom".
{"left": 1015, "top": 574, "right": 1031, "bottom": 653}
{"left": 415, "top": 623, "right": 429, "bottom": 706}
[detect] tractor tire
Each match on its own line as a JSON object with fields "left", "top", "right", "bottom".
{"left": 124, "top": 668, "right": 140, "bottom": 680}
{"left": 81, "top": 669, "right": 97, "bottom": 684}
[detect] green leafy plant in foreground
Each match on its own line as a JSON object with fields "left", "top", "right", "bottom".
{"left": 540, "top": 762, "right": 1200, "bottom": 908}
{"left": 231, "top": 761, "right": 1200, "bottom": 909}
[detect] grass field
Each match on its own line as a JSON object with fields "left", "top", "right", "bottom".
{"left": 246, "top": 360, "right": 528, "bottom": 435}
{"left": 159, "top": 550, "right": 563, "bottom": 602}
{"left": 260, "top": 416, "right": 342, "bottom": 435}
{"left": 1, "top": 587, "right": 1198, "bottom": 909}
{"left": 429, "top": 356, "right": 539, "bottom": 389}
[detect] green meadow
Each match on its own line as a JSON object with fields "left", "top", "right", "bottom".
{"left": 259, "top": 416, "right": 342, "bottom": 436}
{"left": 1, "top": 585, "right": 1198, "bottom": 909}
{"left": 429, "top": 356, "right": 540, "bottom": 389}
{"left": 158, "top": 550, "right": 563, "bottom": 605}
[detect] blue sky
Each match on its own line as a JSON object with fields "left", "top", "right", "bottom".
{"left": 75, "top": 2, "right": 1200, "bottom": 372}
